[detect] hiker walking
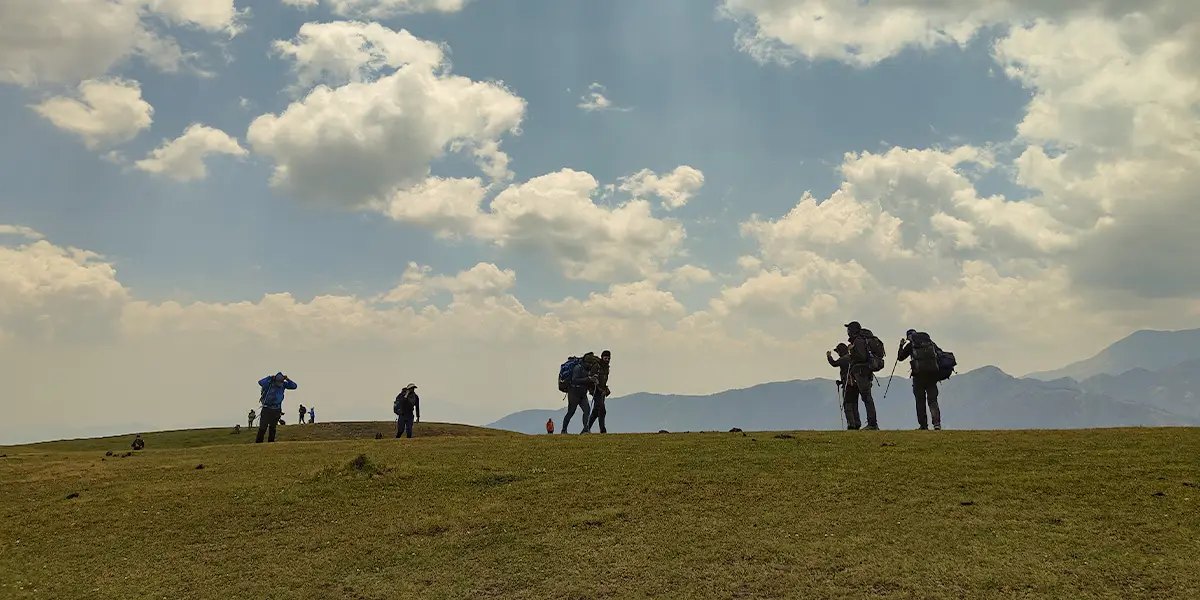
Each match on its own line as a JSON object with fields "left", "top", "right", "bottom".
{"left": 256, "top": 372, "right": 298, "bottom": 443}
{"left": 585, "top": 350, "right": 613, "bottom": 433}
{"left": 394, "top": 384, "right": 420, "bottom": 439}
{"left": 247, "top": 409, "right": 256, "bottom": 429}
{"left": 560, "top": 353, "right": 596, "bottom": 434}
{"left": 898, "top": 329, "right": 944, "bottom": 430}
{"left": 843, "top": 321, "right": 882, "bottom": 430}
{"left": 298, "top": 404, "right": 307, "bottom": 426}
{"left": 309, "top": 407, "right": 315, "bottom": 424}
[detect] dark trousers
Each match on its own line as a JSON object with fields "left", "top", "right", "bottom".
{"left": 562, "top": 388, "right": 591, "bottom": 433}
{"left": 397, "top": 414, "right": 414, "bottom": 438}
{"left": 299, "top": 410, "right": 306, "bottom": 424}
{"left": 843, "top": 373, "right": 878, "bottom": 430}
{"left": 256, "top": 407, "right": 282, "bottom": 443}
{"left": 247, "top": 417, "right": 254, "bottom": 428}
{"left": 586, "top": 393, "right": 608, "bottom": 433}
{"left": 913, "top": 375, "right": 942, "bottom": 428}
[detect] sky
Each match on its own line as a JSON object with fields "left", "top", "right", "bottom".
{"left": 2, "top": 0, "right": 1199, "bottom": 444}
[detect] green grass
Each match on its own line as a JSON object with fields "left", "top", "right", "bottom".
{"left": 0, "top": 421, "right": 513, "bottom": 453}
{"left": 2, "top": 427, "right": 1199, "bottom": 599}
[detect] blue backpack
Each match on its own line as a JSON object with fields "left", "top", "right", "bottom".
{"left": 558, "top": 357, "right": 582, "bottom": 392}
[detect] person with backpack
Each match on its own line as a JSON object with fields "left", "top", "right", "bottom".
{"left": 558, "top": 353, "right": 596, "bottom": 434}
{"left": 309, "top": 407, "right": 315, "bottom": 424}
{"left": 247, "top": 409, "right": 256, "bottom": 429}
{"left": 131, "top": 434, "right": 145, "bottom": 451}
{"left": 843, "top": 321, "right": 881, "bottom": 430}
{"left": 545, "top": 418, "right": 554, "bottom": 434}
{"left": 298, "top": 404, "right": 307, "bottom": 426}
{"left": 256, "top": 372, "right": 298, "bottom": 443}
{"left": 394, "top": 384, "right": 420, "bottom": 438}
{"left": 585, "top": 350, "right": 613, "bottom": 433}
{"left": 898, "top": 329, "right": 944, "bottom": 430}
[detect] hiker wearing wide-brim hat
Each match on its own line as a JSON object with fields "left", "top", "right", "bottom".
{"left": 394, "top": 384, "right": 421, "bottom": 438}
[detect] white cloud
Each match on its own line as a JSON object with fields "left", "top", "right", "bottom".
{"left": 0, "top": 225, "right": 45, "bottom": 240}
{"left": 272, "top": 21, "right": 447, "bottom": 91}
{"left": 281, "top": 0, "right": 470, "bottom": 19}
{"left": 619, "top": 166, "right": 706, "bottom": 210}
{"left": 382, "top": 261, "right": 517, "bottom": 303}
{"left": 29, "top": 78, "right": 154, "bottom": 149}
{"left": 134, "top": 124, "right": 248, "bottom": 181}
{"left": 578, "top": 82, "right": 631, "bottom": 112}
{"left": 247, "top": 23, "right": 526, "bottom": 208}
{"left": 0, "top": 0, "right": 244, "bottom": 87}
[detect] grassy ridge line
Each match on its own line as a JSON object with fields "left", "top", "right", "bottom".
{"left": 1, "top": 428, "right": 1199, "bottom": 599}
{"left": 0, "top": 421, "right": 518, "bottom": 453}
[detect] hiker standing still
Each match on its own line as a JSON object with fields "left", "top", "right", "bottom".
{"left": 898, "top": 329, "right": 943, "bottom": 430}
{"left": 395, "top": 384, "right": 420, "bottom": 439}
{"left": 843, "top": 321, "right": 880, "bottom": 430}
{"left": 298, "top": 404, "right": 307, "bottom": 426}
{"left": 585, "top": 350, "right": 613, "bottom": 434}
{"left": 309, "top": 407, "right": 315, "bottom": 424}
{"left": 247, "top": 409, "right": 256, "bottom": 429}
{"left": 256, "top": 372, "right": 297, "bottom": 443}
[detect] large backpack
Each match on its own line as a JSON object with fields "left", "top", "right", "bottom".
{"left": 909, "top": 332, "right": 941, "bottom": 374}
{"left": 936, "top": 350, "right": 958, "bottom": 381}
{"left": 558, "top": 356, "right": 583, "bottom": 392}
{"left": 860, "top": 329, "right": 886, "bottom": 372}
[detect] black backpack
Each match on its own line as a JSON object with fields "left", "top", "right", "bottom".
{"left": 860, "top": 329, "right": 886, "bottom": 372}
{"left": 909, "top": 332, "right": 941, "bottom": 374}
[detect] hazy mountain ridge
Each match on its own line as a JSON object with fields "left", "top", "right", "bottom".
{"left": 1026, "top": 328, "right": 1200, "bottom": 381}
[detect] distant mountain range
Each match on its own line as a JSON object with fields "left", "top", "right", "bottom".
{"left": 1026, "top": 328, "right": 1200, "bottom": 381}
{"left": 488, "top": 328, "right": 1200, "bottom": 433}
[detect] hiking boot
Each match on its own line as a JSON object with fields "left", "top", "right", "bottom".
{"left": 917, "top": 426, "right": 928, "bottom": 430}
{"left": 846, "top": 425, "right": 859, "bottom": 430}
{"left": 934, "top": 425, "right": 942, "bottom": 430}
{"left": 863, "top": 425, "right": 879, "bottom": 430}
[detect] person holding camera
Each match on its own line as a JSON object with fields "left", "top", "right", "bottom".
{"left": 256, "top": 372, "right": 298, "bottom": 443}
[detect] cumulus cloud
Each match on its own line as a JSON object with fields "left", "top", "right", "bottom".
{"left": 577, "top": 82, "right": 631, "bottom": 112}
{"left": 619, "top": 166, "right": 706, "bottom": 210}
{"left": 247, "top": 22, "right": 525, "bottom": 208}
{"left": 29, "top": 78, "right": 154, "bottom": 149}
{"left": 135, "top": 124, "right": 248, "bottom": 181}
{"left": 0, "top": 0, "right": 244, "bottom": 87}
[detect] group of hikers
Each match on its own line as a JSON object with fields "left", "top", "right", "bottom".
{"left": 551, "top": 349, "right": 613, "bottom": 434}
{"left": 247, "top": 372, "right": 422, "bottom": 443}
{"left": 246, "top": 404, "right": 315, "bottom": 431}
{"left": 237, "top": 325, "right": 951, "bottom": 444}
{"left": 827, "top": 321, "right": 956, "bottom": 430}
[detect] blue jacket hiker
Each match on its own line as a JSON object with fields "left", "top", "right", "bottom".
{"left": 256, "top": 372, "right": 297, "bottom": 444}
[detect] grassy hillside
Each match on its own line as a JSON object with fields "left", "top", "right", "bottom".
{"left": 2, "top": 428, "right": 1199, "bottom": 599}
{"left": 0, "top": 421, "right": 514, "bottom": 453}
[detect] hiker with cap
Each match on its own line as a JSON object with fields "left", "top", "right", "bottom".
{"left": 131, "top": 434, "right": 145, "bottom": 450}
{"left": 256, "top": 372, "right": 298, "bottom": 443}
{"left": 394, "top": 384, "right": 420, "bottom": 439}
{"left": 898, "top": 329, "right": 944, "bottom": 430}
{"left": 585, "top": 350, "right": 613, "bottom": 434}
{"left": 842, "top": 321, "right": 881, "bottom": 430}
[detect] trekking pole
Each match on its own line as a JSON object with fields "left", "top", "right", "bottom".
{"left": 834, "top": 381, "right": 845, "bottom": 430}
{"left": 882, "top": 359, "right": 898, "bottom": 398}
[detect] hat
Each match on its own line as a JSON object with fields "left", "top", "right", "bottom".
{"left": 906, "top": 329, "right": 916, "bottom": 337}
{"left": 601, "top": 350, "right": 611, "bottom": 358}
{"left": 405, "top": 383, "right": 417, "bottom": 390}
{"left": 844, "top": 321, "right": 861, "bottom": 330}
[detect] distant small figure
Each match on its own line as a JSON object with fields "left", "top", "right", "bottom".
{"left": 545, "top": 418, "right": 554, "bottom": 434}
{"left": 394, "top": 383, "right": 420, "bottom": 439}
{"left": 299, "top": 404, "right": 307, "bottom": 426}
{"left": 375, "top": 432, "right": 383, "bottom": 440}
{"left": 308, "top": 407, "right": 315, "bottom": 424}
{"left": 131, "top": 434, "right": 145, "bottom": 451}
{"left": 247, "top": 410, "right": 256, "bottom": 428}
{"left": 233, "top": 424, "right": 242, "bottom": 435}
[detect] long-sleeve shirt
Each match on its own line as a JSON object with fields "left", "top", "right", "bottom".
{"left": 258, "top": 375, "right": 298, "bottom": 410}
{"left": 827, "top": 353, "right": 850, "bottom": 384}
